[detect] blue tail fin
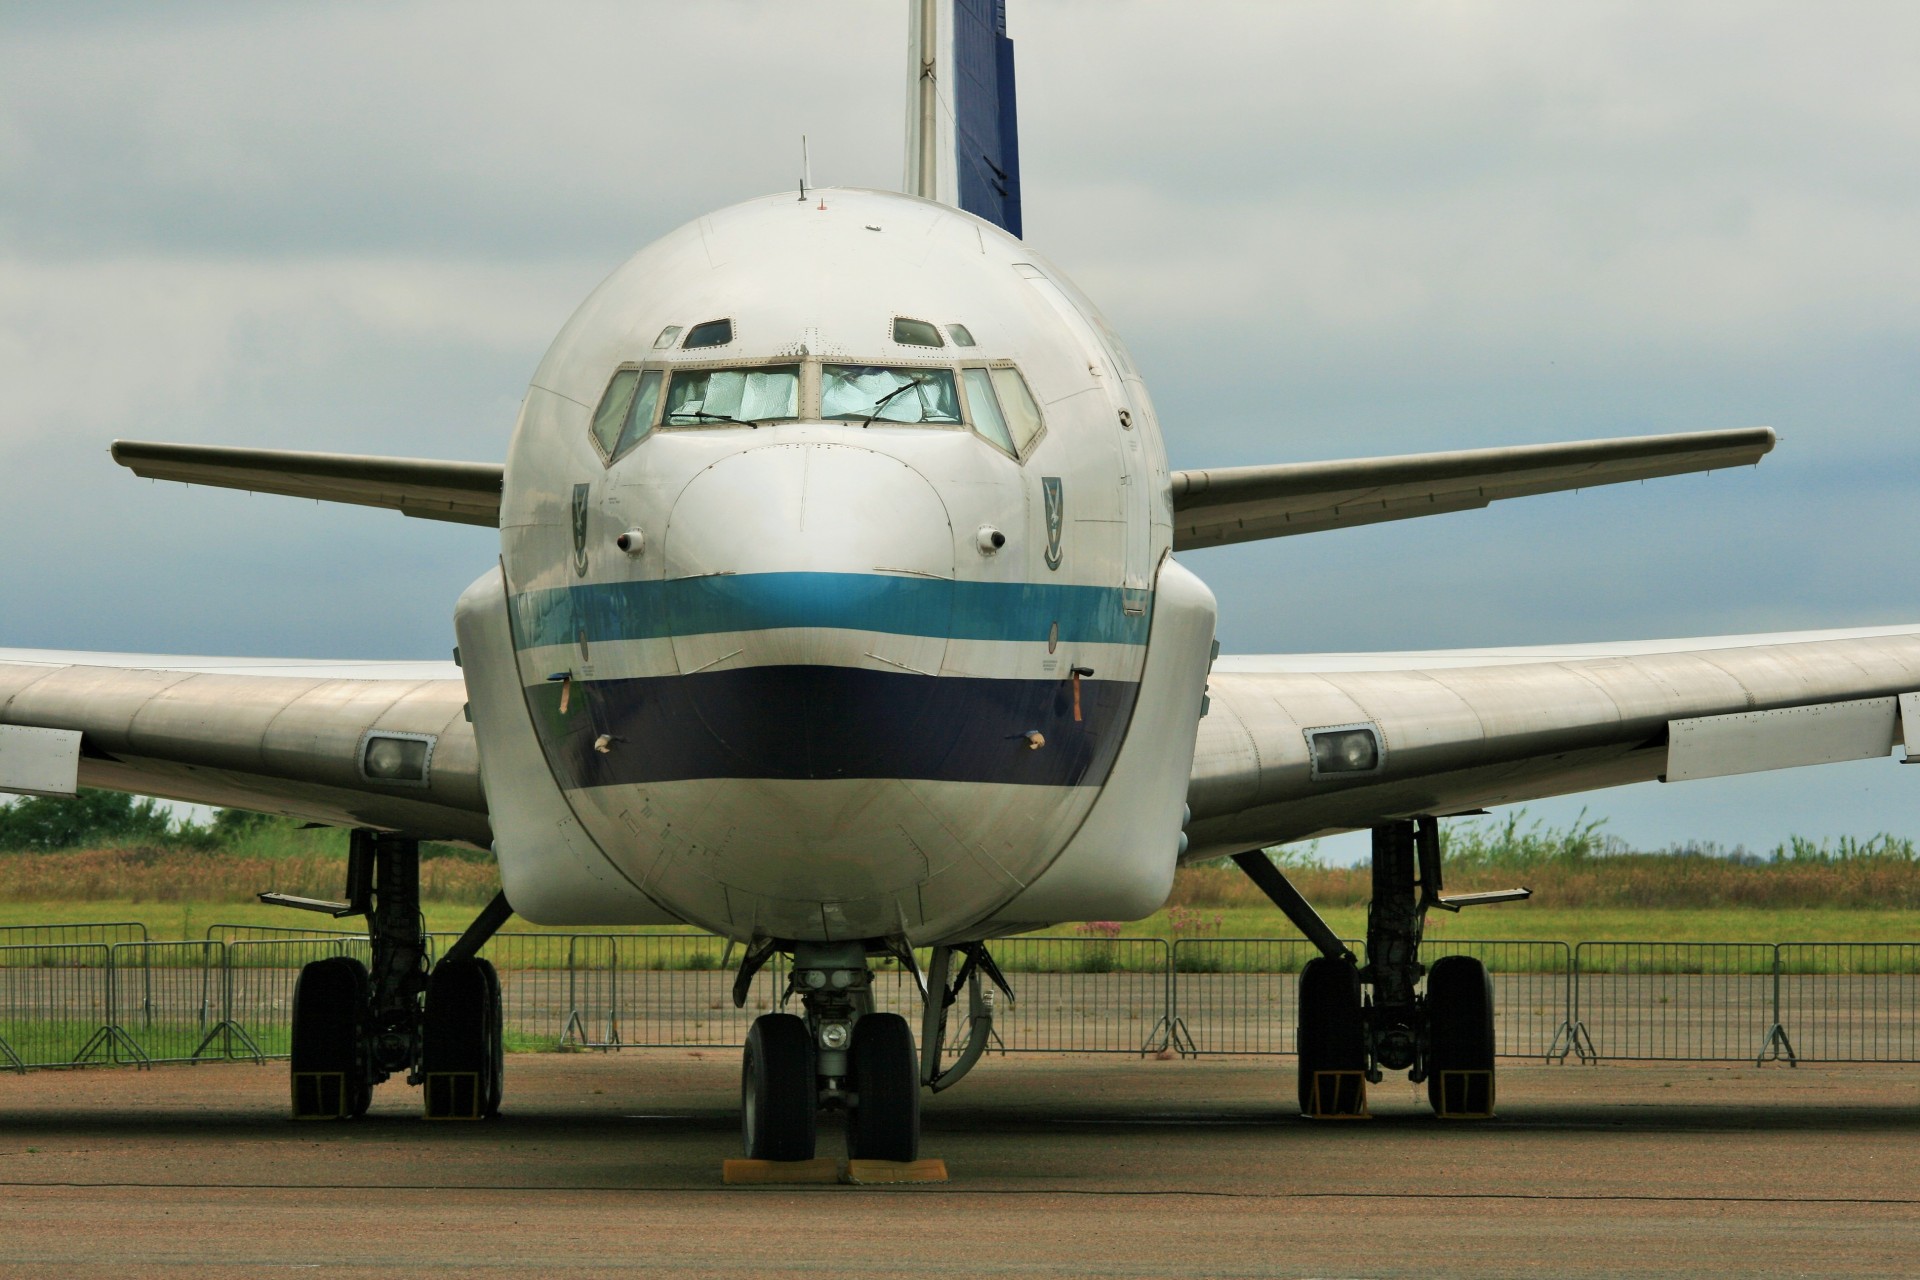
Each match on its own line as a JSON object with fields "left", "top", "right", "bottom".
{"left": 953, "top": 0, "right": 1022, "bottom": 237}
{"left": 906, "top": 0, "right": 1023, "bottom": 238}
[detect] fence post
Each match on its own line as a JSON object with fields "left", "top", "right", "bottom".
{"left": 72, "top": 943, "right": 149, "bottom": 1069}
{"left": 1756, "top": 943, "right": 1798, "bottom": 1066}
{"left": 1548, "top": 942, "right": 1596, "bottom": 1063}
{"left": 191, "top": 940, "right": 264, "bottom": 1064}
{"left": 1139, "top": 940, "right": 1192, "bottom": 1056}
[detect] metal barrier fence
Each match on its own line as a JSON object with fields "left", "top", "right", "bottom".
{"left": 1167, "top": 939, "right": 1574, "bottom": 1060}
{"left": 7, "top": 929, "right": 1920, "bottom": 1071}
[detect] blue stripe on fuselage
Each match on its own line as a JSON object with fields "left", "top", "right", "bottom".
{"left": 509, "top": 573, "right": 1150, "bottom": 652}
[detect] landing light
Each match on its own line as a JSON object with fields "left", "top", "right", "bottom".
{"left": 1307, "top": 725, "right": 1382, "bottom": 779}
{"left": 360, "top": 732, "right": 433, "bottom": 786}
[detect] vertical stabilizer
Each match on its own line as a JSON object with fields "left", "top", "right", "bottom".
{"left": 904, "top": 0, "right": 1023, "bottom": 237}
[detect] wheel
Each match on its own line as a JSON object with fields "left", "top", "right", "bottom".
{"left": 1426, "top": 955, "right": 1496, "bottom": 1117}
{"left": 481, "top": 960, "right": 504, "bottom": 1117}
{"left": 1296, "top": 956, "right": 1367, "bottom": 1117}
{"left": 847, "top": 1012, "right": 920, "bottom": 1162}
{"left": 423, "top": 958, "right": 501, "bottom": 1120}
{"left": 290, "top": 956, "right": 371, "bottom": 1119}
{"left": 742, "top": 1013, "right": 817, "bottom": 1161}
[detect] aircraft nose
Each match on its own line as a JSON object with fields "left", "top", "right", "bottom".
{"left": 662, "top": 441, "right": 956, "bottom": 678}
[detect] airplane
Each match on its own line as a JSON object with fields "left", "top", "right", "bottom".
{"left": 4, "top": 0, "right": 1918, "bottom": 1159}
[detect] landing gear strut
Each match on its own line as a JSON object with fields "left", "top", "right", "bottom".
{"left": 1236, "top": 817, "right": 1528, "bottom": 1119}
{"left": 736, "top": 940, "right": 922, "bottom": 1162}
{"left": 282, "top": 831, "right": 509, "bottom": 1119}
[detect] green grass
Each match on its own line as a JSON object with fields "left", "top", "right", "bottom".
{"left": 4, "top": 899, "right": 1915, "bottom": 952}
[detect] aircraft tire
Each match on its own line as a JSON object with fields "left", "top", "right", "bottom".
{"left": 742, "top": 1013, "right": 817, "bottom": 1161}
{"left": 290, "top": 956, "right": 372, "bottom": 1119}
{"left": 847, "top": 1012, "right": 920, "bottom": 1162}
{"left": 1425, "top": 955, "right": 1496, "bottom": 1117}
{"left": 1296, "top": 956, "right": 1367, "bottom": 1117}
{"left": 423, "top": 958, "right": 501, "bottom": 1119}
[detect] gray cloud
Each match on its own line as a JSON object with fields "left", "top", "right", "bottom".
{"left": 2, "top": 1, "right": 1917, "bottom": 850}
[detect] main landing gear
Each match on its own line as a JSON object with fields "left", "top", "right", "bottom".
{"left": 1235, "top": 817, "right": 1527, "bottom": 1120}
{"left": 274, "top": 830, "right": 512, "bottom": 1120}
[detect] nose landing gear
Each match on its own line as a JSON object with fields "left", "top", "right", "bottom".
{"left": 735, "top": 940, "right": 923, "bottom": 1163}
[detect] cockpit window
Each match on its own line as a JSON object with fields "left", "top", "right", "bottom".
{"left": 947, "top": 323, "right": 976, "bottom": 347}
{"left": 663, "top": 365, "right": 800, "bottom": 426}
{"left": 589, "top": 369, "right": 641, "bottom": 457}
{"left": 822, "top": 365, "right": 961, "bottom": 425}
{"left": 892, "top": 317, "right": 944, "bottom": 348}
{"left": 961, "top": 368, "right": 1015, "bottom": 454}
{"left": 589, "top": 368, "right": 664, "bottom": 461}
{"left": 611, "top": 370, "right": 662, "bottom": 459}
{"left": 989, "top": 367, "right": 1043, "bottom": 453}
{"left": 652, "top": 325, "right": 682, "bottom": 349}
{"left": 682, "top": 318, "right": 733, "bottom": 349}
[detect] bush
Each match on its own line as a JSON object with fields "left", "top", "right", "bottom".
{"left": 0, "top": 791, "right": 180, "bottom": 852}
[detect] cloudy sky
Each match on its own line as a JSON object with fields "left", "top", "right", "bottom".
{"left": 2, "top": 2, "right": 1917, "bottom": 858}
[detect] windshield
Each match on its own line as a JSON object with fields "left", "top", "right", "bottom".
{"left": 821, "top": 365, "right": 961, "bottom": 425}
{"left": 663, "top": 365, "right": 800, "bottom": 425}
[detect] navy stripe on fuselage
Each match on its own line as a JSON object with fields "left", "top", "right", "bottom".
{"left": 527, "top": 665, "right": 1139, "bottom": 788}
{"left": 509, "top": 573, "right": 1150, "bottom": 652}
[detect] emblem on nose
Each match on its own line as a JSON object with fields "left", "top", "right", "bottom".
{"left": 571, "top": 482, "right": 592, "bottom": 577}
{"left": 1042, "top": 476, "right": 1064, "bottom": 571}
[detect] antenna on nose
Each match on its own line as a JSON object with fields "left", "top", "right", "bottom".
{"left": 798, "top": 135, "right": 811, "bottom": 201}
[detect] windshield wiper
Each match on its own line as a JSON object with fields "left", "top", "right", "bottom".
{"left": 669, "top": 410, "right": 748, "bottom": 425}
{"left": 861, "top": 378, "right": 927, "bottom": 427}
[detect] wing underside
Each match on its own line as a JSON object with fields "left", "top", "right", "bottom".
{"left": 0, "top": 650, "right": 489, "bottom": 845}
{"left": 1184, "top": 624, "right": 1920, "bottom": 857}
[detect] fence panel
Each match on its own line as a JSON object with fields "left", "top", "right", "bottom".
{"left": 605, "top": 935, "right": 786, "bottom": 1048}
{"left": 1572, "top": 942, "right": 1779, "bottom": 1062}
{"left": 107, "top": 941, "right": 228, "bottom": 1065}
{"left": 223, "top": 937, "right": 373, "bottom": 1060}
{"left": 423, "top": 932, "right": 577, "bottom": 1051}
{"left": 976, "top": 937, "right": 1171, "bottom": 1053}
{"left": 1170, "top": 937, "right": 1332, "bottom": 1055}
{"left": 0, "top": 943, "right": 113, "bottom": 1069}
{"left": 0, "top": 923, "right": 147, "bottom": 947}
{"left": 206, "top": 923, "right": 366, "bottom": 944}
{"left": 1777, "top": 943, "right": 1920, "bottom": 1063}
{"left": 1428, "top": 940, "right": 1574, "bottom": 1061}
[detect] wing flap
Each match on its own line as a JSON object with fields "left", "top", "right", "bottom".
{"left": 1169, "top": 427, "right": 1775, "bottom": 550}
{"left": 1666, "top": 697, "right": 1901, "bottom": 781}
{"left": 111, "top": 441, "right": 503, "bottom": 527}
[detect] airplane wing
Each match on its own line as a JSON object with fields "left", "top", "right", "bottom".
{"left": 1169, "top": 427, "right": 1775, "bottom": 550}
{"left": 1184, "top": 624, "right": 1920, "bottom": 858}
{"left": 110, "top": 441, "right": 503, "bottom": 527}
{"left": 0, "top": 649, "right": 489, "bottom": 845}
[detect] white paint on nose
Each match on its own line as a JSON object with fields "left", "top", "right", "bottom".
{"left": 662, "top": 442, "right": 956, "bottom": 675}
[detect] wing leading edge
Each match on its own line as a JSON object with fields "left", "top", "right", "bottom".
{"left": 1185, "top": 624, "right": 1920, "bottom": 858}
{"left": 1169, "top": 427, "right": 1775, "bottom": 550}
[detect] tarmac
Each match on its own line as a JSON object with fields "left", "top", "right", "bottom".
{"left": 3, "top": 1052, "right": 1918, "bottom": 1278}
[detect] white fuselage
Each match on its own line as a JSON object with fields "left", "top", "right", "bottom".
{"left": 467, "top": 189, "right": 1214, "bottom": 944}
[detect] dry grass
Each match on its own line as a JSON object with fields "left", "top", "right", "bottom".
{"left": 0, "top": 846, "right": 500, "bottom": 905}
{"left": 1169, "top": 856, "right": 1920, "bottom": 910}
